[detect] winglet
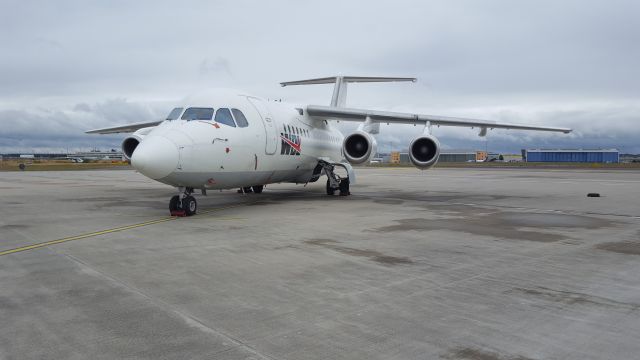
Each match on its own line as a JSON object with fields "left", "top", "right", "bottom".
{"left": 280, "top": 76, "right": 416, "bottom": 107}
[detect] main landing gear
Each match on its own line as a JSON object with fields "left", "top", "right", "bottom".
{"left": 169, "top": 187, "right": 197, "bottom": 217}
{"left": 322, "top": 162, "right": 350, "bottom": 196}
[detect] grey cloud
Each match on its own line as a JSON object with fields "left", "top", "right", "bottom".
{"left": 199, "top": 57, "right": 233, "bottom": 77}
{"left": 365, "top": 101, "right": 640, "bottom": 154}
{"left": 0, "top": 0, "right": 638, "bottom": 153}
{"left": 0, "top": 99, "right": 167, "bottom": 153}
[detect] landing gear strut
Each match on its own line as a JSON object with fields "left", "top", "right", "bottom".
{"left": 169, "top": 187, "right": 197, "bottom": 216}
{"left": 237, "top": 185, "right": 264, "bottom": 194}
{"left": 321, "top": 161, "right": 350, "bottom": 196}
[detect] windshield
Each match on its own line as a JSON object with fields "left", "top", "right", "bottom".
{"left": 181, "top": 107, "right": 214, "bottom": 121}
{"left": 231, "top": 109, "right": 249, "bottom": 127}
{"left": 165, "top": 107, "right": 184, "bottom": 120}
{"left": 214, "top": 108, "right": 236, "bottom": 127}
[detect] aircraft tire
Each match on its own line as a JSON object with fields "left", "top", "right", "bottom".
{"left": 326, "top": 179, "right": 336, "bottom": 196}
{"left": 339, "top": 178, "right": 350, "bottom": 196}
{"left": 169, "top": 195, "right": 180, "bottom": 211}
{"left": 183, "top": 196, "right": 197, "bottom": 216}
{"left": 252, "top": 185, "right": 264, "bottom": 194}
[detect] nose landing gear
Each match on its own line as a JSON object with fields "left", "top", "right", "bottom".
{"left": 169, "top": 187, "right": 197, "bottom": 217}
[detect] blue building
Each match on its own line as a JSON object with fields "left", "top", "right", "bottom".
{"left": 523, "top": 149, "right": 619, "bottom": 163}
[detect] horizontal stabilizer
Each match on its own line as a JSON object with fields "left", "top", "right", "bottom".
{"left": 280, "top": 76, "right": 416, "bottom": 87}
{"left": 280, "top": 75, "right": 416, "bottom": 108}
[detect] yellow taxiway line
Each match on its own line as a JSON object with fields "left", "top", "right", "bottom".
{"left": 0, "top": 201, "right": 254, "bottom": 257}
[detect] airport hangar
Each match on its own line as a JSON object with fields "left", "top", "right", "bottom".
{"left": 523, "top": 149, "right": 620, "bottom": 163}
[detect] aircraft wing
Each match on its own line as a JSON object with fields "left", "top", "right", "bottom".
{"left": 306, "top": 105, "right": 572, "bottom": 133}
{"left": 85, "top": 121, "right": 163, "bottom": 134}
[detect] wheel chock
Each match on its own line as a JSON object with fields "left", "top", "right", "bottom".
{"left": 170, "top": 210, "right": 187, "bottom": 217}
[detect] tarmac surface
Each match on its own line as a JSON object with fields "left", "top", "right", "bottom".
{"left": 1, "top": 167, "right": 639, "bottom": 360}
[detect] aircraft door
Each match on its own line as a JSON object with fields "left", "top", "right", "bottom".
{"left": 247, "top": 97, "right": 277, "bottom": 155}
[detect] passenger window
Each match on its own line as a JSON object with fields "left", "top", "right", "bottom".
{"left": 166, "top": 107, "right": 184, "bottom": 120}
{"left": 231, "top": 109, "right": 249, "bottom": 127}
{"left": 215, "top": 108, "right": 236, "bottom": 127}
{"left": 181, "top": 107, "right": 214, "bottom": 121}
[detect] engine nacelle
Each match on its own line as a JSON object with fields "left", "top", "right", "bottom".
{"left": 121, "top": 127, "right": 154, "bottom": 160}
{"left": 343, "top": 131, "right": 377, "bottom": 165}
{"left": 409, "top": 134, "right": 441, "bottom": 169}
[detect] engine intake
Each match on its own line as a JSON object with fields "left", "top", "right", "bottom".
{"left": 343, "top": 131, "right": 377, "bottom": 164}
{"left": 121, "top": 136, "right": 141, "bottom": 160}
{"left": 121, "top": 127, "right": 155, "bottom": 160}
{"left": 409, "top": 135, "right": 440, "bottom": 169}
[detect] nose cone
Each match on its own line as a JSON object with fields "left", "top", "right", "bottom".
{"left": 131, "top": 136, "right": 179, "bottom": 179}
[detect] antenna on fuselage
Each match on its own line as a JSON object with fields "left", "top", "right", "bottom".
{"left": 280, "top": 76, "right": 416, "bottom": 108}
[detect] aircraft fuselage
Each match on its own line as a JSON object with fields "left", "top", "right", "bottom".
{"left": 130, "top": 93, "right": 344, "bottom": 190}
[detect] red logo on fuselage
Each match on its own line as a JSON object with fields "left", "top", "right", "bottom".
{"left": 281, "top": 135, "right": 301, "bottom": 153}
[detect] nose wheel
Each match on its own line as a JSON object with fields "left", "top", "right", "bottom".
{"left": 169, "top": 188, "right": 197, "bottom": 217}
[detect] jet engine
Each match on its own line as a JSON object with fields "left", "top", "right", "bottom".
{"left": 343, "top": 131, "right": 377, "bottom": 164}
{"left": 120, "top": 127, "right": 154, "bottom": 160}
{"left": 409, "top": 134, "right": 441, "bottom": 169}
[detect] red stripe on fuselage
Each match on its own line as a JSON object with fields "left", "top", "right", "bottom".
{"left": 281, "top": 136, "right": 301, "bottom": 153}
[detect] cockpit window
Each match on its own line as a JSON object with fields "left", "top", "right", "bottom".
{"left": 166, "top": 107, "right": 184, "bottom": 120}
{"left": 231, "top": 109, "right": 249, "bottom": 127}
{"left": 181, "top": 107, "right": 214, "bottom": 121}
{"left": 214, "top": 108, "right": 236, "bottom": 127}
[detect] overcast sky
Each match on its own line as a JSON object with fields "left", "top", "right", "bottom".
{"left": 1, "top": 0, "right": 638, "bottom": 154}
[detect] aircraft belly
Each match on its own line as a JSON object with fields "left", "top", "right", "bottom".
{"left": 158, "top": 168, "right": 313, "bottom": 189}
{"left": 161, "top": 144, "right": 318, "bottom": 188}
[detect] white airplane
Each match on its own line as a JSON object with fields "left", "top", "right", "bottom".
{"left": 87, "top": 76, "right": 571, "bottom": 216}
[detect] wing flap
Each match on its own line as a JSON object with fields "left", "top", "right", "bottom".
{"left": 307, "top": 105, "right": 572, "bottom": 133}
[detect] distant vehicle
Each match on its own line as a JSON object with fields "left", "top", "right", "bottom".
{"left": 88, "top": 76, "right": 571, "bottom": 216}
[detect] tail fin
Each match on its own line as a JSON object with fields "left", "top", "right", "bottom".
{"left": 280, "top": 76, "right": 416, "bottom": 107}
